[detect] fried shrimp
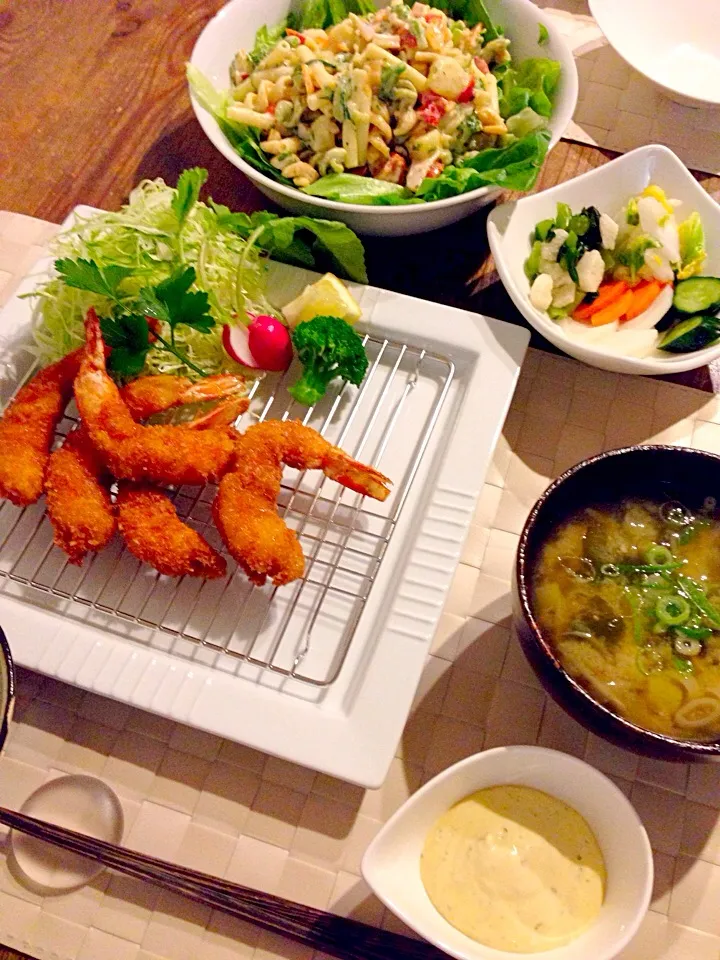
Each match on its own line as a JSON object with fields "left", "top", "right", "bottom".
{"left": 116, "top": 484, "right": 227, "bottom": 579}
{"left": 213, "top": 420, "right": 391, "bottom": 586}
{"left": 45, "top": 374, "right": 249, "bottom": 566}
{"left": 115, "top": 394, "right": 245, "bottom": 579}
{"left": 122, "top": 374, "right": 247, "bottom": 422}
{"left": 74, "top": 309, "right": 239, "bottom": 486}
{"left": 45, "top": 428, "right": 114, "bottom": 564}
{"left": 0, "top": 348, "right": 83, "bottom": 505}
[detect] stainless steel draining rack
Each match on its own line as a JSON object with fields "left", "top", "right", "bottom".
{"left": 0, "top": 333, "right": 454, "bottom": 687}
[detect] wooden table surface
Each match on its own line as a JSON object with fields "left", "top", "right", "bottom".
{"left": 1, "top": 1, "right": 720, "bottom": 957}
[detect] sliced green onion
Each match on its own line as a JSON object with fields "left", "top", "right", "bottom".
{"left": 617, "top": 561, "right": 683, "bottom": 574}
{"left": 673, "top": 636, "right": 703, "bottom": 658}
{"left": 675, "top": 574, "right": 720, "bottom": 629}
{"left": 671, "top": 654, "right": 694, "bottom": 675}
{"left": 600, "top": 563, "right": 620, "bottom": 578}
{"left": 675, "top": 623, "right": 713, "bottom": 641}
{"left": 655, "top": 594, "right": 691, "bottom": 626}
{"left": 645, "top": 544, "right": 673, "bottom": 566}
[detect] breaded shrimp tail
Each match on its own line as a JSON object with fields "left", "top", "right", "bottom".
{"left": 74, "top": 308, "right": 238, "bottom": 486}
{"left": 0, "top": 348, "right": 83, "bottom": 505}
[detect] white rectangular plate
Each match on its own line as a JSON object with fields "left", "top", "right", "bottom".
{"left": 0, "top": 207, "right": 528, "bottom": 787}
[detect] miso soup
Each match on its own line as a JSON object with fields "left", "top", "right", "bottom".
{"left": 532, "top": 496, "right": 720, "bottom": 740}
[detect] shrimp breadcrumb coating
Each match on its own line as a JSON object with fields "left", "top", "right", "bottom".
{"left": 117, "top": 483, "right": 227, "bottom": 579}
{"left": 0, "top": 348, "right": 83, "bottom": 505}
{"left": 44, "top": 427, "right": 115, "bottom": 564}
{"left": 45, "top": 374, "right": 248, "bottom": 567}
{"left": 214, "top": 420, "right": 391, "bottom": 586}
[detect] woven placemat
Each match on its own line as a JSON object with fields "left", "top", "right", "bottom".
{"left": 2, "top": 212, "right": 720, "bottom": 960}
{"left": 537, "top": 0, "right": 720, "bottom": 175}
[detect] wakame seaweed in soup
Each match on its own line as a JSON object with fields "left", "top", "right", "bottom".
{"left": 532, "top": 496, "right": 720, "bottom": 739}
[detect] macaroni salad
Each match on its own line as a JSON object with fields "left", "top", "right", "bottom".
{"left": 227, "top": 1, "right": 516, "bottom": 192}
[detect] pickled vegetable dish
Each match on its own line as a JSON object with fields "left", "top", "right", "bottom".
{"left": 532, "top": 497, "right": 720, "bottom": 739}
{"left": 525, "top": 183, "right": 720, "bottom": 359}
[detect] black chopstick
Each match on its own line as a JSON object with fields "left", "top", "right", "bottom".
{"left": 0, "top": 805, "right": 448, "bottom": 960}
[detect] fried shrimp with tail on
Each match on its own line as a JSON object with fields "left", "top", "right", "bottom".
{"left": 74, "top": 309, "right": 239, "bottom": 486}
{"left": 116, "top": 391, "right": 247, "bottom": 579}
{"left": 213, "top": 420, "right": 391, "bottom": 586}
{"left": 45, "top": 374, "right": 248, "bottom": 566}
{"left": 0, "top": 348, "right": 83, "bottom": 505}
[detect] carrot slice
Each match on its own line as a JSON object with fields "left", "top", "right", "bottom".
{"left": 573, "top": 280, "right": 628, "bottom": 321}
{"left": 622, "top": 280, "right": 664, "bottom": 322}
{"left": 591, "top": 290, "right": 634, "bottom": 326}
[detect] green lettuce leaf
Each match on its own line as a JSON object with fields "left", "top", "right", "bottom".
{"left": 678, "top": 211, "right": 707, "bottom": 279}
{"left": 208, "top": 203, "right": 367, "bottom": 282}
{"left": 498, "top": 57, "right": 562, "bottom": 119}
{"left": 248, "top": 22, "right": 287, "bottom": 66}
{"left": 414, "top": 129, "right": 551, "bottom": 201}
{"left": 505, "top": 106, "right": 548, "bottom": 139}
{"left": 426, "top": 0, "right": 501, "bottom": 37}
{"left": 292, "top": 0, "right": 374, "bottom": 30}
{"left": 252, "top": 214, "right": 368, "bottom": 283}
{"left": 301, "top": 173, "right": 414, "bottom": 204}
{"left": 187, "top": 65, "right": 292, "bottom": 185}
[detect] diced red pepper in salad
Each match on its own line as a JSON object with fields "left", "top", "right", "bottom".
{"left": 456, "top": 78, "right": 475, "bottom": 103}
{"left": 399, "top": 29, "right": 417, "bottom": 49}
{"left": 418, "top": 90, "right": 447, "bottom": 126}
{"left": 424, "top": 159, "right": 444, "bottom": 180}
{"left": 286, "top": 27, "right": 306, "bottom": 43}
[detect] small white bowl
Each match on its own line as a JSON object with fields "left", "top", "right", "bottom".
{"left": 189, "top": 0, "right": 578, "bottom": 237}
{"left": 362, "top": 746, "right": 652, "bottom": 960}
{"left": 589, "top": 0, "right": 720, "bottom": 108}
{"left": 487, "top": 144, "right": 720, "bottom": 375}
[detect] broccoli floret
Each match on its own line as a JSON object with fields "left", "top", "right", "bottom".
{"left": 289, "top": 315, "right": 368, "bottom": 406}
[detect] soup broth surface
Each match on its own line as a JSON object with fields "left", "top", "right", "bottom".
{"left": 532, "top": 497, "right": 720, "bottom": 739}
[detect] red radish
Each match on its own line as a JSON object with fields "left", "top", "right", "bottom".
{"left": 222, "top": 323, "right": 262, "bottom": 369}
{"left": 222, "top": 316, "right": 293, "bottom": 372}
{"left": 247, "top": 315, "right": 293, "bottom": 371}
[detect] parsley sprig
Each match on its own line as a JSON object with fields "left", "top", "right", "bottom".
{"left": 54, "top": 168, "right": 216, "bottom": 377}
{"left": 56, "top": 259, "right": 215, "bottom": 377}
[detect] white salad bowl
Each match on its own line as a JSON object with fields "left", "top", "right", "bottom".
{"left": 487, "top": 144, "right": 720, "bottom": 375}
{"left": 362, "top": 746, "right": 653, "bottom": 960}
{"left": 189, "top": 0, "right": 578, "bottom": 237}
{"left": 589, "top": 0, "right": 720, "bottom": 109}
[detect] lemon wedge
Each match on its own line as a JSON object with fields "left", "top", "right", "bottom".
{"left": 281, "top": 273, "right": 362, "bottom": 328}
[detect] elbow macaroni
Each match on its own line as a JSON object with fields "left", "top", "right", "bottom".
{"left": 229, "top": 0, "right": 529, "bottom": 191}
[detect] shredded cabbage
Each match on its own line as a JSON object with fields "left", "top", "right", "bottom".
{"left": 29, "top": 178, "right": 274, "bottom": 377}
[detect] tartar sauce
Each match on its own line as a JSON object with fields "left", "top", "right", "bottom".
{"left": 420, "top": 785, "right": 606, "bottom": 953}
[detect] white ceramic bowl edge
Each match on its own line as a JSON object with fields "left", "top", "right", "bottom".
{"left": 487, "top": 144, "right": 720, "bottom": 375}
{"left": 362, "top": 745, "right": 653, "bottom": 960}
